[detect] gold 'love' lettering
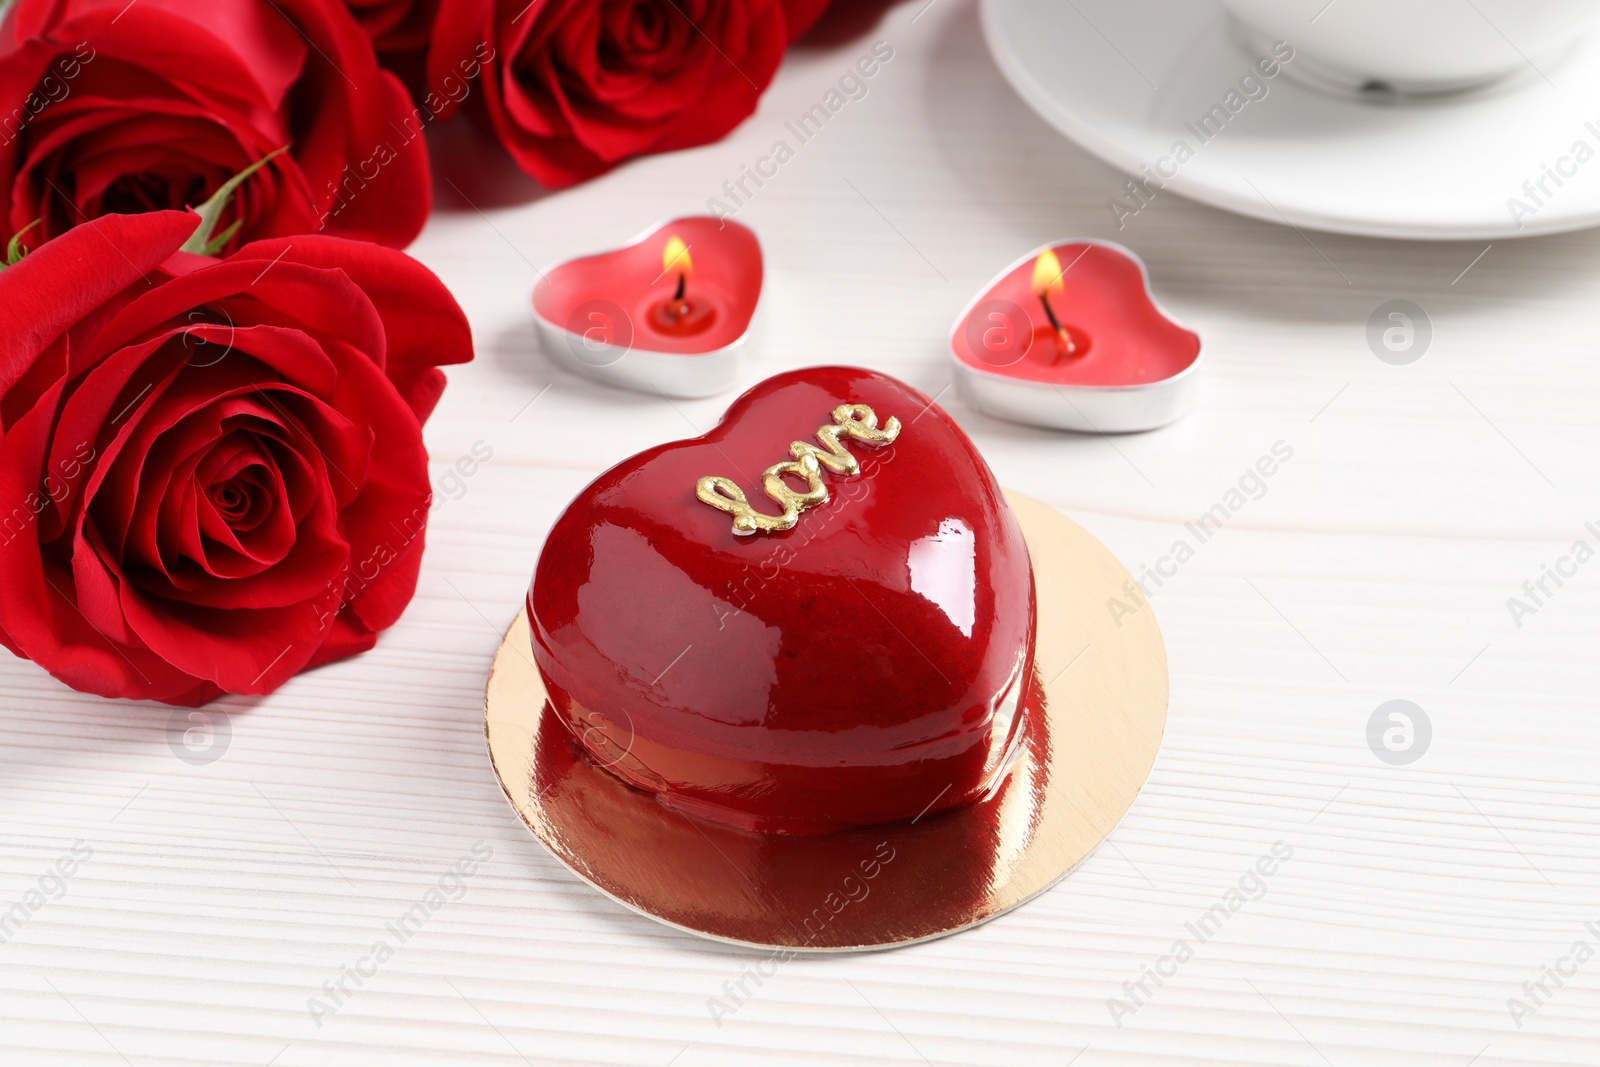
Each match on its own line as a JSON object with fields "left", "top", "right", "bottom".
{"left": 695, "top": 404, "right": 901, "bottom": 535}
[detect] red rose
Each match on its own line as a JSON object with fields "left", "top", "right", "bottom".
{"left": 0, "top": 0, "right": 431, "bottom": 253}
{"left": 345, "top": 0, "right": 440, "bottom": 54}
{"left": 0, "top": 210, "right": 473, "bottom": 705}
{"left": 342, "top": 0, "right": 442, "bottom": 106}
{"left": 426, "top": 0, "right": 831, "bottom": 188}
{"left": 779, "top": 0, "right": 833, "bottom": 41}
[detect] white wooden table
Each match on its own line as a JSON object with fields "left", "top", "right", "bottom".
{"left": 5, "top": 2, "right": 1599, "bottom": 1063}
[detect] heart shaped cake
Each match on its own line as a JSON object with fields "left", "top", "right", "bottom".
{"left": 527, "top": 367, "right": 1036, "bottom": 834}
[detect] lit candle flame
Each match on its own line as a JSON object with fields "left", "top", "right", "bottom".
{"left": 1031, "top": 248, "right": 1064, "bottom": 296}
{"left": 663, "top": 235, "right": 693, "bottom": 278}
{"left": 1031, "top": 247, "right": 1076, "bottom": 360}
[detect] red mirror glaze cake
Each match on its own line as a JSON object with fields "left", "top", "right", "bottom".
{"left": 527, "top": 367, "right": 1036, "bottom": 834}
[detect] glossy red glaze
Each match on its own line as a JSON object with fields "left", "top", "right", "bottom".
{"left": 531, "top": 216, "right": 760, "bottom": 354}
{"left": 952, "top": 241, "right": 1199, "bottom": 386}
{"left": 527, "top": 367, "right": 1037, "bottom": 835}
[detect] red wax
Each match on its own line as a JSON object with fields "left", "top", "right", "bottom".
{"left": 953, "top": 243, "right": 1198, "bottom": 385}
{"left": 1027, "top": 323, "right": 1093, "bottom": 364}
{"left": 648, "top": 297, "right": 718, "bottom": 337}
{"left": 527, "top": 367, "right": 1037, "bottom": 835}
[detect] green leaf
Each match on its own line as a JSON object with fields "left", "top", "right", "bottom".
{"left": 180, "top": 144, "right": 289, "bottom": 256}
{"left": 4, "top": 219, "right": 41, "bottom": 267}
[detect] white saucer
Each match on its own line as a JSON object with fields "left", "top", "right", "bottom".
{"left": 982, "top": 0, "right": 1600, "bottom": 239}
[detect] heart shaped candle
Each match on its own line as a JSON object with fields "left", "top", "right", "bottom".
{"left": 950, "top": 240, "right": 1201, "bottom": 433}
{"left": 527, "top": 367, "right": 1037, "bottom": 834}
{"left": 532, "top": 216, "right": 762, "bottom": 399}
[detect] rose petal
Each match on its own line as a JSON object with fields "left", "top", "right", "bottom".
{"left": 0, "top": 210, "right": 197, "bottom": 399}
{"left": 228, "top": 235, "right": 473, "bottom": 422}
{"left": 780, "top": 0, "right": 831, "bottom": 41}
{"left": 424, "top": 0, "right": 494, "bottom": 123}
{"left": 85, "top": 260, "right": 381, "bottom": 386}
{"left": 0, "top": 376, "right": 201, "bottom": 701}
{"left": 114, "top": 569, "right": 327, "bottom": 694}
{"left": 14, "top": 0, "right": 309, "bottom": 112}
{"left": 311, "top": 326, "right": 430, "bottom": 634}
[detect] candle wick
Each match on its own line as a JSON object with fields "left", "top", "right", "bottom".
{"left": 1039, "top": 292, "right": 1076, "bottom": 360}
{"left": 674, "top": 273, "right": 686, "bottom": 303}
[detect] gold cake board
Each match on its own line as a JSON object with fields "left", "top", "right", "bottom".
{"left": 484, "top": 492, "right": 1167, "bottom": 951}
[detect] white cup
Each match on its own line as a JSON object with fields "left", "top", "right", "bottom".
{"left": 1217, "top": 0, "right": 1600, "bottom": 94}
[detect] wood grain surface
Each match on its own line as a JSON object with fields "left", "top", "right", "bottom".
{"left": 3, "top": 1, "right": 1599, "bottom": 1064}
